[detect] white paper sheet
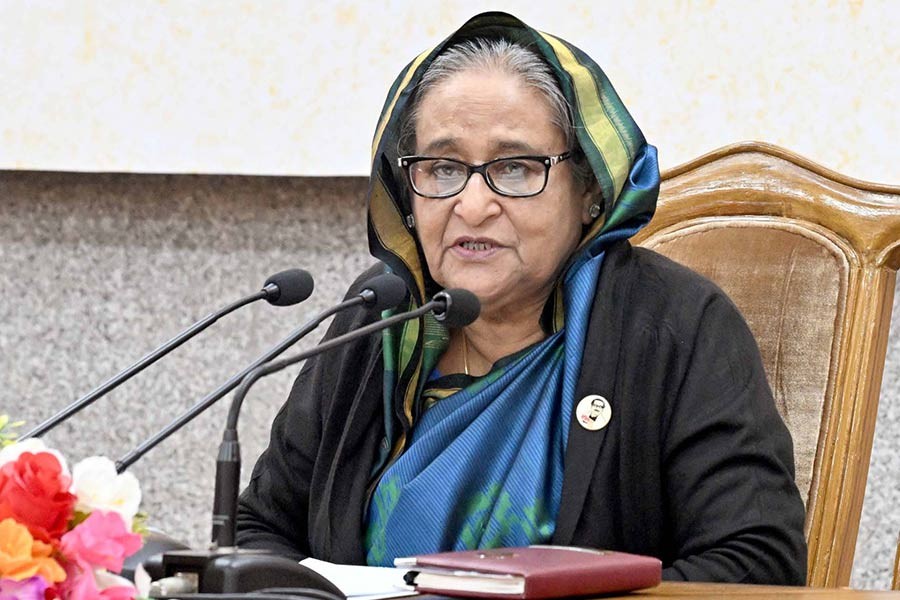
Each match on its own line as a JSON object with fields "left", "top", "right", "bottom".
{"left": 299, "top": 557, "right": 417, "bottom": 600}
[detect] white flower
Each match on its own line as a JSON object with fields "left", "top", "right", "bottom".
{"left": 94, "top": 568, "right": 138, "bottom": 593}
{"left": 0, "top": 437, "right": 70, "bottom": 474}
{"left": 133, "top": 562, "right": 153, "bottom": 599}
{"left": 71, "top": 456, "right": 141, "bottom": 528}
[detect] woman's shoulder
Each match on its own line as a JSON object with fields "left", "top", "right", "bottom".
{"left": 345, "top": 262, "right": 393, "bottom": 295}
{"left": 615, "top": 243, "right": 725, "bottom": 298}
{"left": 329, "top": 262, "right": 395, "bottom": 328}
{"left": 282, "top": 263, "right": 390, "bottom": 384}
{"left": 600, "top": 242, "right": 748, "bottom": 335}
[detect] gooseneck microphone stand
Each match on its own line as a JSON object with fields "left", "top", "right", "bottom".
{"left": 211, "top": 301, "right": 437, "bottom": 547}
{"left": 114, "top": 279, "right": 392, "bottom": 472}
{"left": 154, "top": 289, "right": 478, "bottom": 597}
{"left": 24, "top": 269, "right": 313, "bottom": 439}
{"left": 211, "top": 288, "right": 479, "bottom": 548}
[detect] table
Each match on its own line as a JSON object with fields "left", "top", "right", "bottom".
{"left": 621, "top": 582, "right": 900, "bottom": 599}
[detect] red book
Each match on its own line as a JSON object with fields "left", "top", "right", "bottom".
{"left": 394, "top": 545, "right": 662, "bottom": 599}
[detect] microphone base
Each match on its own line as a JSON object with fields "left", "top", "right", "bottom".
{"left": 158, "top": 548, "right": 345, "bottom": 598}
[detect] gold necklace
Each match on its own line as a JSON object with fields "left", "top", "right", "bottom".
{"left": 462, "top": 331, "right": 470, "bottom": 376}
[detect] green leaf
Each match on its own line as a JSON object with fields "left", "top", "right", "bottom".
{"left": 0, "top": 415, "right": 25, "bottom": 446}
{"left": 70, "top": 510, "right": 91, "bottom": 528}
{"left": 133, "top": 512, "right": 150, "bottom": 535}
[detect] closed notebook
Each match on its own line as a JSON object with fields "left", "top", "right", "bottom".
{"left": 394, "top": 545, "right": 662, "bottom": 599}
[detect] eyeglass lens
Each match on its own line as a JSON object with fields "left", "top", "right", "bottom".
{"left": 410, "top": 158, "right": 547, "bottom": 197}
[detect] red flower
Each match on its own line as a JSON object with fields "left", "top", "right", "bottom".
{"left": 43, "top": 586, "right": 62, "bottom": 600}
{"left": 0, "top": 452, "right": 76, "bottom": 542}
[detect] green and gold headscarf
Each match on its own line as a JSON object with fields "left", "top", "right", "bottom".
{"left": 367, "top": 11, "right": 659, "bottom": 458}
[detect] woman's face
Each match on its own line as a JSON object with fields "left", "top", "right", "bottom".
{"left": 411, "top": 69, "right": 594, "bottom": 318}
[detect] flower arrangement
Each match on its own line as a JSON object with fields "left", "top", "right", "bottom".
{"left": 0, "top": 416, "right": 144, "bottom": 599}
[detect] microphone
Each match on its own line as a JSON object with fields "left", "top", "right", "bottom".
{"left": 210, "top": 288, "right": 480, "bottom": 549}
{"left": 351, "top": 272, "right": 409, "bottom": 312}
{"left": 263, "top": 269, "right": 316, "bottom": 306}
{"left": 22, "top": 269, "right": 315, "bottom": 439}
{"left": 134, "top": 275, "right": 412, "bottom": 597}
{"left": 114, "top": 273, "right": 408, "bottom": 472}
{"left": 150, "top": 288, "right": 477, "bottom": 596}
{"left": 432, "top": 288, "right": 481, "bottom": 327}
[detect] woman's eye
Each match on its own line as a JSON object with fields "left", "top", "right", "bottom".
{"left": 428, "top": 161, "right": 464, "bottom": 179}
{"left": 495, "top": 160, "right": 536, "bottom": 179}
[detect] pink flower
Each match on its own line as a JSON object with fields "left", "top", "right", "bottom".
{"left": 61, "top": 567, "right": 135, "bottom": 600}
{"left": 59, "top": 511, "right": 141, "bottom": 573}
{"left": 0, "top": 575, "right": 49, "bottom": 600}
{"left": 99, "top": 585, "right": 137, "bottom": 600}
{"left": 94, "top": 570, "right": 137, "bottom": 600}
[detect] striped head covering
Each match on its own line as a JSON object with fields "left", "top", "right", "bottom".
{"left": 367, "top": 11, "right": 659, "bottom": 467}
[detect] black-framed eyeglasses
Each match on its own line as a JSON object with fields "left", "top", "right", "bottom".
{"left": 397, "top": 152, "right": 572, "bottom": 199}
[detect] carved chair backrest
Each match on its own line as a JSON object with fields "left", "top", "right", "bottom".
{"left": 632, "top": 142, "right": 900, "bottom": 587}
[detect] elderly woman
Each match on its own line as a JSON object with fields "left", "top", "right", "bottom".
{"left": 237, "top": 12, "right": 806, "bottom": 584}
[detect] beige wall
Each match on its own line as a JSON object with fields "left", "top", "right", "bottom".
{"left": 1, "top": 0, "right": 898, "bottom": 590}
{"left": 2, "top": 1, "right": 898, "bottom": 182}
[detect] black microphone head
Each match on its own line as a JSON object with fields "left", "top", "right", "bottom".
{"left": 263, "top": 269, "right": 314, "bottom": 306}
{"left": 359, "top": 273, "right": 408, "bottom": 311}
{"left": 432, "top": 288, "right": 480, "bottom": 327}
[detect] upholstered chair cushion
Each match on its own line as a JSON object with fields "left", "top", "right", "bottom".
{"left": 642, "top": 219, "right": 848, "bottom": 508}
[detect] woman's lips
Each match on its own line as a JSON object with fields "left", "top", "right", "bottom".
{"left": 450, "top": 237, "right": 503, "bottom": 259}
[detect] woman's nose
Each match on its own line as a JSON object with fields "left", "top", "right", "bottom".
{"left": 453, "top": 173, "right": 502, "bottom": 223}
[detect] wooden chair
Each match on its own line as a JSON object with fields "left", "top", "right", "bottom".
{"left": 631, "top": 141, "right": 900, "bottom": 587}
{"left": 893, "top": 531, "right": 899, "bottom": 590}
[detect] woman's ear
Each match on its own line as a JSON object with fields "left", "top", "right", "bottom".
{"left": 581, "top": 178, "right": 601, "bottom": 225}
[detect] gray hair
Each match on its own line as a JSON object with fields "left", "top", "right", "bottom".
{"left": 398, "top": 38, "right": 595, "bottom": 192}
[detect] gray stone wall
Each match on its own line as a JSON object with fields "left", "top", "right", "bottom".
{"left": 0, "top": 171, "right": 897, "bottom": 588}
